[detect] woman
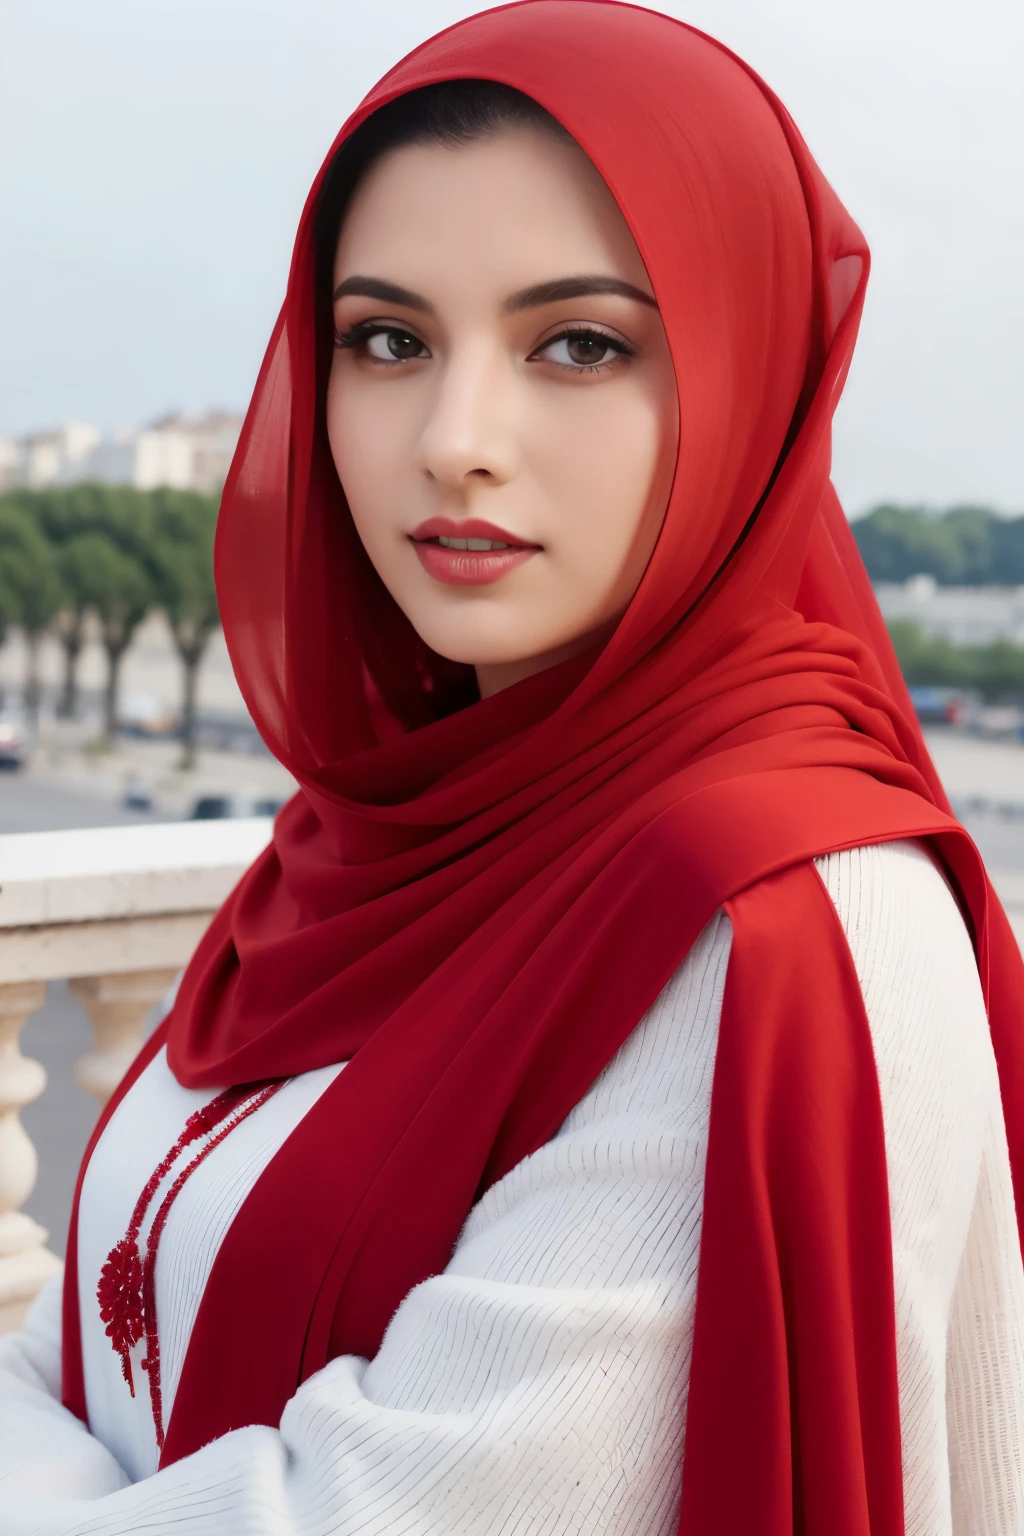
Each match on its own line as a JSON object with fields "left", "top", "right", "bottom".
{"left": 2, "top": 3, "right": 1022, "bottom": 1532}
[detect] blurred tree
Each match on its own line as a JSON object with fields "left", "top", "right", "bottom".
{"left": 887, "top": 619, "right": 970, "bottom": 687}
{"left": 53, "top": 553, "right": 90, "bottom": 718}
{"left": 1, "top": 485, "right": 159, "bottom": 721}
{"left": 942, "top": 507, "right": 1000, "bottom": 585}
{"left": 968, "top": 640, "right": 1024, "bottom": 698}
{"left": 60, "top": 531, "right": 153, "bottom": 744}
{"left": 0, "top": 504, "right": 64, "bottom": 719}
{"left": 853, "top": 504, "right": 1024, "bottom": 585}
{"left": 27, "top": 483, "right": 156, "bottom": 556}
{"left": 0, "top": 556, "right": 14, "bottom": 653}
{"left": 4, "top": 489, "right": 84, "bottom": 716}
{"left": 888, "top": 619, "right": 1024, "bottom": 698}
{"left": 0, "top": 487, "right": 228, "bottom": 751}
{"left": 989, "top": 518, "right": 1024, "bottom": 586}
{"left": 150, "top": 490, "right": 219, "bottom": 769}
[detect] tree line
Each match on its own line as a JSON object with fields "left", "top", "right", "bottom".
{"left": 852, "top": 504, "right": 1024, "bottom": 586}
{"left": 853, "top": 504, "right": 1024, "bottom": 698}
{"left": 888, "top": 620, "right": 1024, "bottom": 701}
{"left": 0, "top": 485, "right": 218, "bottom": 768}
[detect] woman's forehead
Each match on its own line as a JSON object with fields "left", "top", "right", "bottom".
{"left": 331, "top": 130, "right": 652, "bottom": 300}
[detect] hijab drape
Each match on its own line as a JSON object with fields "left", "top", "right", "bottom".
{"left": 63, "top": 4, "right": 1024, "bottom": 1528}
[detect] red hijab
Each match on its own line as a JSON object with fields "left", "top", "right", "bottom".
{"left": 63, "top": 4, "right": 1024, "bottom": 1528}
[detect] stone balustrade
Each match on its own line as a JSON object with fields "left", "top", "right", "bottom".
{"left": 1, "top": 818, "right": 1023, "bottom": 1337}
{"left": 0, "top": 818, "right": 272, "bottom": 1332}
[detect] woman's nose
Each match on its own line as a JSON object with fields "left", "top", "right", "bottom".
{"left": 418, "top": 343, "right": 518, "bottom": 489}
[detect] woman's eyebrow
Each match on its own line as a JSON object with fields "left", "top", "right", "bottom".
{"left": 333, "top": 276, "right": 433, "bottom": 310}
{"left": 332, "top": 274, "right": 658, "bottom": 312}
{"left": 505, "top": 276, "right": 658, "bottom": 312}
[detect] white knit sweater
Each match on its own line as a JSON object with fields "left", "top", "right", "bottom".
{"left": 1, "top": 841, "right": 1022, "bottom": 1534}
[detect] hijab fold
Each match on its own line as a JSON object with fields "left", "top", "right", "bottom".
{"left": 63, "top": 5, "right": 1024, "bottom": 1527}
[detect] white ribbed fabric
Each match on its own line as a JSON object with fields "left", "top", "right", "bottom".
{"left": 0, "top": 841, "right": 1022, "bottom": 1536}
{"left": 820, "top": 844, "right": 1024, "bottom": 1535}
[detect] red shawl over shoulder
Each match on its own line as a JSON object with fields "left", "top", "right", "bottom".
{"left": 63, "top": 5, "right": 1024, "bottom": 1530}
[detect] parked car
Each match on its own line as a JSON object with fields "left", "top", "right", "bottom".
{"left": 117, "top": 692, "right": 179, "bottom": 739}
{"left": 123, "top": 780, "right": 156, "bottom": 812}
{"left": 0, "top": 713, "right": 31, "bottom": 769}
{"left": 251, "top": 796, "right": 286, "bottom": 818}
{"left": 189, "top": 793, "right": 285, "bottom": 820}
{"left": 190, "top": 794, "right": 245, "bottom": 820}
{"left": 907, "top": 686, "right": 971, "bottom": 727}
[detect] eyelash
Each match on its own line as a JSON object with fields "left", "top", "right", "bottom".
{"left": 332, "top": 320, "right": 637, "bottom": 374}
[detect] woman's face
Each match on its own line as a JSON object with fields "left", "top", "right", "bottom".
{"left": 327, "top": 126, "right": 678, "bottom": 698}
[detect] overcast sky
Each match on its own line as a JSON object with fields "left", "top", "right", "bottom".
{"left": 1, "top": 0, "right": 1021, "bottom": 515}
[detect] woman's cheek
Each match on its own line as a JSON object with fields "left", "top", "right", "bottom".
{"left": 582, "top": 408, "right": 669, "bottom": 613}
{"left": 330, "top": 406, "right": 394, "bottom": 546}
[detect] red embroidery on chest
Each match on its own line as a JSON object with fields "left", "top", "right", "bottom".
{"left": 96, "top": 1080, "right": 285, "bottom": 1448}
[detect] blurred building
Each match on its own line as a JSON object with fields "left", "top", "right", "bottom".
{"left": 0, "top": 421, "right": 102, "bottom": 492}
{"left": 0, "top": 437, "right": 18, "bottom": 492}
{"left": 0, "top": 411, "right": 242, "bottom": 495}
{"left": 876, "top": 575, "right": 1024, "bottom": 646}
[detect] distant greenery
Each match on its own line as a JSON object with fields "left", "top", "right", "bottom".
{"left": 0, "top": 485, "right": 219, "bottom": 766}
{"left": 889, "top": 620, "right": 1024, "bottom": 699}
{"left": 853, "top": 504, "right": 1024, "bottom": 586}
{"left": 852, "top": 504, "right": 1024, "bottom": 697}
{"left": 0, "top": 505, "right": 64, "bottom": 716}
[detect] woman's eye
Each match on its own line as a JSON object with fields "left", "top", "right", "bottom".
{"left": 535, "top": 330, "right": 627, "bottom": 370}
{"left": 364, "top": 328, "right": 429, "bottom": 363}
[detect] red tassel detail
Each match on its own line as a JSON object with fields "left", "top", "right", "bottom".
{"left": 97, "top": 1237, "right": 144, "bottom": 1396}
{"left": 95, "top": 1080, "right": 285, "bottom": 1445}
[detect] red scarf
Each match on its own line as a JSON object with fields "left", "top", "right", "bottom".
{"left": 63, "top": 5, "right": 1024, "bottom": 1528}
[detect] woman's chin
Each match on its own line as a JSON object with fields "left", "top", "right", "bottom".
{"left": 410, "top": 617, "right": 565, "bottom": 673}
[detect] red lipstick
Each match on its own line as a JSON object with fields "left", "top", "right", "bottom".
{"left": 409, "top": 517, "right": 541, "bottom": 587}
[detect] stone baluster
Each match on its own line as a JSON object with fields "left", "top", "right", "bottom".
{"left": 69, "top": 968, "right": 180, "bottom": 1107}
{"left": 0, "top": 981, "right": 62, "bottom": 1332}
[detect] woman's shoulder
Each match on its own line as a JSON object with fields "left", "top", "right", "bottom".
{"left": 616, "top": 838, "right": 988, "bottom": 1127}
{"left": 484, "top": 838, "right": 995, "bottom": 1245}
{"left": 816, "top": 835, "right": 966, "bottom": 924}
{"left": 813, "top": 840, "right": 996, "bottom": 1165}
{"left": 573, "top": 838, "right": 984, "bottom": 1116}
{"left": 814, "top": 838, "right": 983, "bottom": 1010}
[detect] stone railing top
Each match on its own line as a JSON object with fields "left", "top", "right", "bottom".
{"left": 2, "top": 812, "right": 1024, "bottom": 940}
{"left": 0, "top": 818, "right": 273, "bottom": 928}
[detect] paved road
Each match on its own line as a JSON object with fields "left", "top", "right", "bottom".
{"left": 962, "top": 812, "right": 1024, "bottom": 872}
{"left": 0, "top": 769, "right": 177, "bottom": 833}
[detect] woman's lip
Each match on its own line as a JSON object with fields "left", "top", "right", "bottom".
{"left": 409, "top": 516, "right": 539, "bottom": 548}
{"left": 412, "top": 541, "right": 538, "bottom": 586}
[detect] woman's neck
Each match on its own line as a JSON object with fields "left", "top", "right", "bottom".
{"left": 474, "top": 619, "right": 617, "bottom": 699}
